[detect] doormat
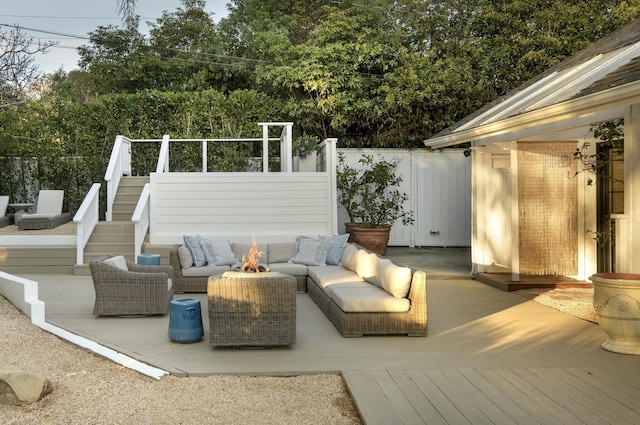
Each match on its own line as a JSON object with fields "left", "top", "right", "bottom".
{"left": 514, "top": 288, "right": 597, "bottom": 323}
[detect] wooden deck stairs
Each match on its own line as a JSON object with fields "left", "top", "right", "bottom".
{"left": 73, "top": 176, "right": 149, "bottom": 275}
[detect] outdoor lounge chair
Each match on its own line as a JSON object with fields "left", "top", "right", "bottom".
{"left": 0, "top": 196, "right": 13, "bottom": 228}
{"left": 17, "top": 190, "right": 72, "bottom": 230}
{"left": 89, "top": 254, "right": 174, "bottom": 316}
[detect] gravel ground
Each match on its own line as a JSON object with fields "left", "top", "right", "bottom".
{"left": 0, "top": 296, "right": 362, "bottom": 425}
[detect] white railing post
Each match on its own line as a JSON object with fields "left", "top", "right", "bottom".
{"left": 156, "top": 135, "right": 170, "bottom": 173}
{"left": 202, "top": 139, "right": 207, "bottom": 172}
{"left": 105, "top": 136, "right": 131, "bottom": 221}
{"left": 132, "top": 183, "right": 151, "bottom": 260}
{"left": 282, "top": 123, "right": 294, "bottom": 172}
{"left": 262, "top": 124, "right": 270, "bottom": 172}
{"left": 324, "top": 138, "right": 338, "bottom": 235}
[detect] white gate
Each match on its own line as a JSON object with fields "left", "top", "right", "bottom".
{"left": 338, "top": 148, "right": 471, "bottom": 247}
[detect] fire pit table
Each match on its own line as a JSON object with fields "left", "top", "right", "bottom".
{"left": 207, "top": 271, "right": 297, "bottom": 347}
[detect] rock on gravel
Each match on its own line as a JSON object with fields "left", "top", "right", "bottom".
{"left": 0, "top": 296, "right": 362, "bottom": 425}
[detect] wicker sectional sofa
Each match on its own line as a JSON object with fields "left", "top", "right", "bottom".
{"left": 170, "top": 236, "right": 427, "bottom": 337}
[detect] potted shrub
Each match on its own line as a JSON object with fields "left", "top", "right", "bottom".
{"left": 293, "top": 134, "right": 320, "bottom": 172}
{"left": 337, "top": 153, "right": 414, "bottom": 255}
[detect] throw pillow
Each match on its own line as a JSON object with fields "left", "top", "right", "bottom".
{"left": 267, "top": 242, "right": 295, "bottom": 263}
{"left": 340, "top": 244, "right": 359, "bottom": 272}
{"left": 183, "top": 235, "right": 206, "bottom": 267}
{"left": 105, "top": 255, "right": 128, "bottom": 271}
{"left": 319, "top": 234, "right": 349, "bottom": 265}
{"left": 356, "top": 252, "right": 379, "bottom": 282}
{"left": 201, "top": 238, "right": 238, "bottom": 266}
{"left": 289, "top": 236, "right": 332, "bottom": 266}
{"left": 177, "top": 245, "right": 193, "bottom": 268}
{"left": 377, "top": 258, "right": 412, "bottom": 298}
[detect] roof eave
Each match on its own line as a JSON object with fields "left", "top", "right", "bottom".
{"left": 423, "top": 80, "right": 640, "bottom": 149}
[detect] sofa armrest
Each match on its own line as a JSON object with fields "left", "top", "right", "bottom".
{"left": 406, "top": 270, "right": 427, "bottom": 314}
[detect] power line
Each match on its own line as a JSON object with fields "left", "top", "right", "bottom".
{"left": 0, "top": 23, "right": 90, "bottom": 40}
{"left": 0, "top": 14, "right": 124, "bottom": 20}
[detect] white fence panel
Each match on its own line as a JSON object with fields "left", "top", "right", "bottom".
{"left": 339, "top": 148, "right": 471, "bottom": 247}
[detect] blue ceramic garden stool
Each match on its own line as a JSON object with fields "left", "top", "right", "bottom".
{"left": 168, "top": 298, "right": 204, "bottom": 343}
{"left": 137, "top": 253, "right": 161, "bottom": 265}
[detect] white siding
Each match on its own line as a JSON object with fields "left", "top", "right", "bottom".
{"left": 150, "top": 172, "right": 334, "bottom": 245}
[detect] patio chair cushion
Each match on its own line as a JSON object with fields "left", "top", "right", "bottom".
{"left": 177, "top": 244, "right": 193, "bottom": 267}
{"left": 355, "top": 252, "right": 379, "bottom": 282}
{"left": 0, "top": 196, "right": 8, "bottom": 217}
{"left": 341, "top": 244, "right": 367, "bottom": 273}
{"left": 307, "top": 265, "right": 363, "bottom": 289}
{"left": 289, "top": 236, "right": 331, "bottom": 266}
{"left": 201, "top": 237, "right": 237, "bottom": 266}
{"left": 320, "top": 234, "right": 349, "bottom": 265}
{"left": 374, "top": 258, "right": 412, "bottom": 298}
{"left": 104, "top": 255, "right": 128, "bottom": 271}
{"left": 268, "top": 262, "right": 308, "bottom": 276}
{"left": 327, "top": 284, "right": 410, "bottom": 313}
{"left": 266, "top": 242, "right": 295, "bottom": 263}
{"left": 184, "top": 235, "right": 206, "bottom": 267}
{"left": 34, "top": 190, "right": 64, "bottom": 214}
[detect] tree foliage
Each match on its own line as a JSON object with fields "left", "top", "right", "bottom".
{"left": 3, "top": 0, "right": 640, "bottom": 209}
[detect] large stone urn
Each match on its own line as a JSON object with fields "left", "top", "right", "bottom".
{"left": 589, "top": 273, "right": 640, "bottom": 355}
{"left": 345, "top": 223, "right": 391, "bottom": 255}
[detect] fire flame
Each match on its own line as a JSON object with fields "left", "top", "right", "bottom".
{"left": 241, "top": 239, "right": 264, "bottom": 272}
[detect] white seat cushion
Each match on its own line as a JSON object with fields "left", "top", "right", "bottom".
{"left": 269, "top": 262, "right": 307, "bottom": 276}
{"left": 104, "top": 255, "right": 128, "bottom": 271}
{"left": 323, "top": 281, "right": 372, "bottom": 298}
{"left": 307, "top": 265, "right": 363, "bottom": 289}
{"left": 329, "top": 285, "right": 410, "bottom": 313}
{"left": 181, "top": 265, "right": 230, "bottom": 277}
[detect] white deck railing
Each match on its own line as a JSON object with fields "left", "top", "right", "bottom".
{"left": 105, "top": 135, "right": 132, "bottom": 221}
{"left": 73, "top": 183, "right": 101, "bottom": 264}
{"left": 101, "top": 122, "right": 331, "bottom": 257}
{"left": 132, "top": 183, "right": 151, "bottom": 259}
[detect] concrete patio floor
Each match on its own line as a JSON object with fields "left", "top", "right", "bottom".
{"left": 16, "top": 247, "right": 640, "bottom": 424}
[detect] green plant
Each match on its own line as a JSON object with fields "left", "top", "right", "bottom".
{"left": 573, "top": 119, "right": 624, "bottom": 186}
{"left": 336, "top": 152, "right": 414, "bottom": 227}
{"left": 293, "top": 134, "right": 320, "bottom": 159}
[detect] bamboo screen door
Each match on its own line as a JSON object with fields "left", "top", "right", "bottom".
{"left": 517, "top": 142, "right": 578, "bottom": 275}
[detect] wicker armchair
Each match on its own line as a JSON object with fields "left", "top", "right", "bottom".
{"left": 208, "top": 272, "right": 297, "bottom": 347}
{"left": 89, "top": 255, "right": 174, "bottom": 316}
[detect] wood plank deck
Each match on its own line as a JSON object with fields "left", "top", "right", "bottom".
{"left": 344, "top": 367, "right": 640, "bottom": 425}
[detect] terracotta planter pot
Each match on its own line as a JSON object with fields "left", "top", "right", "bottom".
{"left": 344, "top": 223, "right": 391, "bottom": 256}
{"left": 589, "top": 273, "right": 640, "bottom": 355}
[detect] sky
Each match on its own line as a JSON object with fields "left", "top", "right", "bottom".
{"left": 0, "top": 0, "right": 230, "bottom": 74}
